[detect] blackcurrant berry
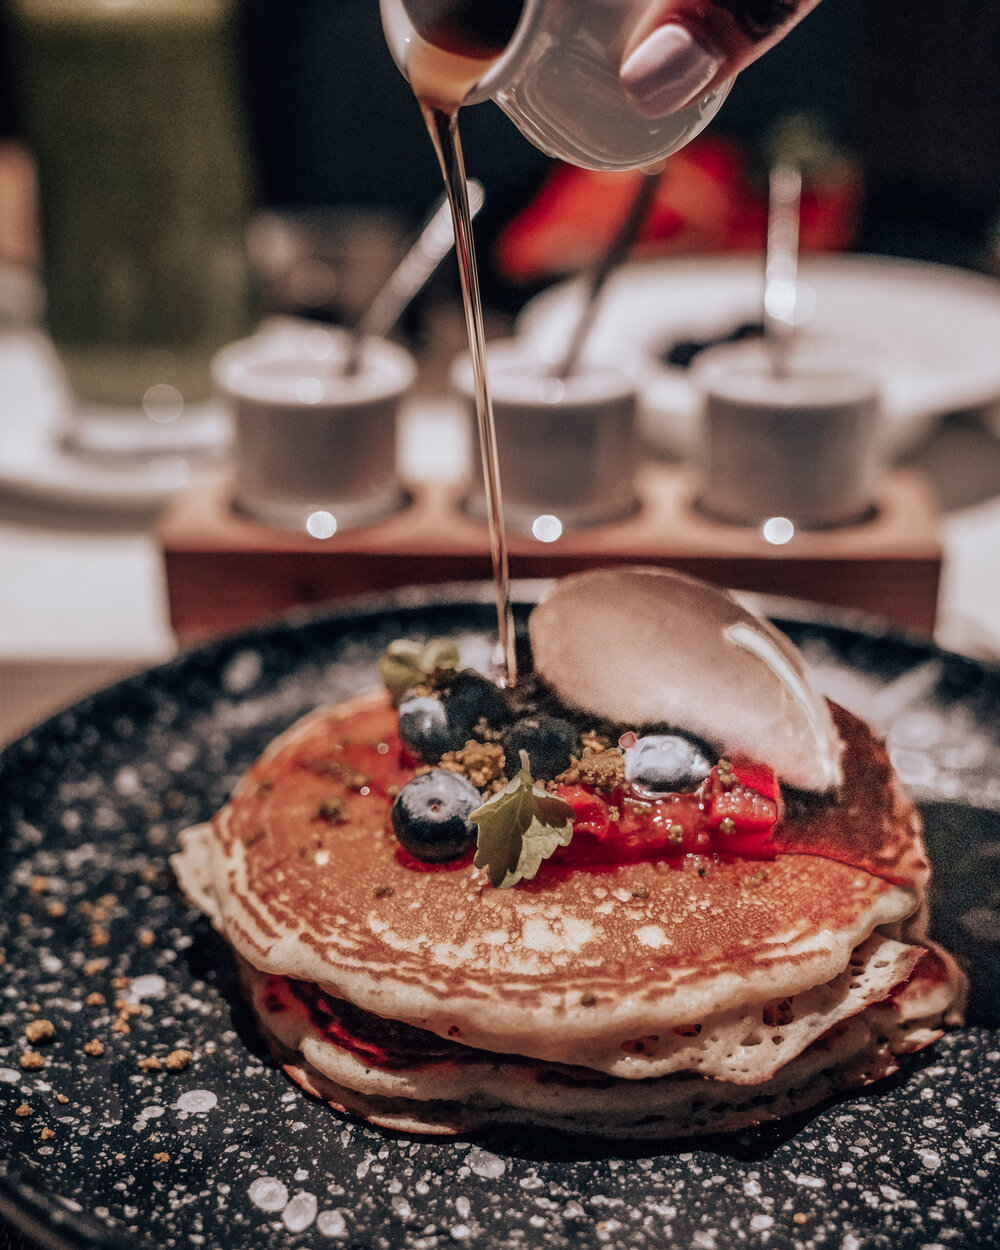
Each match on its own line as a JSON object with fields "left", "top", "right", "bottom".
{"left": 502, "top": 715, "right": 580, "bottom": 780}
{"left": 442, "top": 669, "right": 511, "bottom": 730}
{"left": 397, "top": 693, "right": 473, "bottom": 762}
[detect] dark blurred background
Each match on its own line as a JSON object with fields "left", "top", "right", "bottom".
{"left": 1, "top": 0, "right": 999, "bottom": 312}
{"left": 232, "top": 0, "right": 1000, "bottom": 269}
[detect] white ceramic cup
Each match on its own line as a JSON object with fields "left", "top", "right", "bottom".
{"left": 692, "top": 339, "right": 882, "bottom": 529}
{"left": 213, "top": 319, "right": 415, "bottom": 532}
{"left": 450, "top": 339, "right": 640, "bottom": 536}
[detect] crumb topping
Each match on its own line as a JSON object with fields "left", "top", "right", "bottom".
{"left": 557, "top": 743, "right": 625, "bottom": 792}
{"left": 313, "top": 797, "right": 347, "bottom": 824}
{"left": 439, "top": 740, "right": 506, "bottom": 789}
{"left": 24, "top": 1018, "right": 55, "bottom": 1043}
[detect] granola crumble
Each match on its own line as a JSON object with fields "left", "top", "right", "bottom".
{"left": 557, "top": 744, "right": 625, "bottom": 792}
{"left": 24, "top": 1019, "right": 55, "bottom": 1044}
{"left": 439, "top": 740, "right": 506, "bottom": 789}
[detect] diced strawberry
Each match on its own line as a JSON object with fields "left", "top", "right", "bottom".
{"left": 619, "top": 795, "right": 711, "bottom": 858}
{"left": 728, "top": 758, "right": 781, "bottom": 807}
{"left": 556, "top": 785, "right": 612, "bottom": 838}
{"left": 707, "top": 786, "right": 778, "bottom": 835}
{"left": 702, "top": 758, "right": 781, "bottom": 856}
{"left": 554, "top": 762, "right": 781, "bottom": 870}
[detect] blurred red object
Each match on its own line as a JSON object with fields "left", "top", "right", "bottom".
{"left": 495, "top": 135, "right": 860, "bottom": 284}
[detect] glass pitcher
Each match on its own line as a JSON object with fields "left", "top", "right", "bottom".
{"left": 380, "top": 0, "right": 731, "bottom": 172}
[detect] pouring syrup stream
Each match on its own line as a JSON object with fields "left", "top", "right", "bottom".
{"left": 395, "top": 0, "right": 526, "bottom": 684}
{"left": 423, "top": 103, "right": 516, "bottom": 685}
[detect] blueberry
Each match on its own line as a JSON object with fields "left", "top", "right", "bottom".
{"left": 623, "top": 734, "right": 712, "bottom": 795}
{"left": 397, "top": 693, "right": 474, "bottom": 762}
{"left": 502, "top": 715, "right": 580, "bottom": 780}
{"left": 442, "top": 669, "right": 511, "bottom": 730}
{"left": 391, "top": 771, "right": 481, "bottom": 862}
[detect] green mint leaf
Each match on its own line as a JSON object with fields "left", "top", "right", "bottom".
{"left": 471, "top": 769, "right": 575, "bottom": 889}
{"left": 378, "top": 637, "right": 459, "bottom": 705}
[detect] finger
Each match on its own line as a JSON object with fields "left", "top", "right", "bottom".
{"left": 620, "top": 0, "right": 823, "bottom": 117}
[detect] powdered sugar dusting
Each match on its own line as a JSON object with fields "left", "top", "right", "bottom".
{"left": 0, "top": 596, "right": 996, "bottom": 1250}
{"left": 248, "top": 1177, "right": 289, "bottom": 1212}
{"left": 176, "top": 1089, "right": 218, "bottom": 1114}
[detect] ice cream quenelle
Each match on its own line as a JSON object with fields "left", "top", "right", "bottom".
{"left": 172, "top": 568, "right": 964, "bottom": 1138}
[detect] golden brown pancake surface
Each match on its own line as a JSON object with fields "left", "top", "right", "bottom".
{"left": 186, "top": 689, "right": 925, "bottom": 1067}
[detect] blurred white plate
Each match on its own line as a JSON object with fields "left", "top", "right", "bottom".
{"left": 517, "top": 254, "right": 1000, "bottom": 459}
{"left": 0, "top": 327, "right": 225, "bottom": 512}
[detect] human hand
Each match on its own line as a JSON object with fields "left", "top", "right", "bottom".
{"left": 620, "top": 0, "right": 824, "bottom": 117}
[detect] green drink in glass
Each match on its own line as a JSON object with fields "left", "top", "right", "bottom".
{"left": 12, "top": 0, "right": 253, "bottom": 456}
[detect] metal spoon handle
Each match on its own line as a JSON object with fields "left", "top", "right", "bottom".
{"left": 555, "top": 167, "right": 661, "bottom": 380}
{"left": 763, "top": 162, "right": 802, "bottom": 377}
{"left": 345, "top": 180, "right": 485, "bottom": 372}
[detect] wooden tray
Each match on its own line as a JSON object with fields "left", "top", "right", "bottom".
{"left": 159, "top": 464, "right": 941, "bottom": 645}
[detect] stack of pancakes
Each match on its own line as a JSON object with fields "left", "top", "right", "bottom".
{"left": 172, "top": 569, "right": 964, "bottom": 1138}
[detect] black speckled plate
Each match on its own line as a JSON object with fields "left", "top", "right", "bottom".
{"left": 1, "top": 585, "right": 999, "bottom": 1250}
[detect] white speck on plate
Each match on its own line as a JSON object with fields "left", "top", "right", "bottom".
{"left": 222, "top": 650, "right": 263, "bottom": 694}
{"left": 317, "top": 1209, "right": 347, "bottom": 1237}
{"left": 247, "top": 1177, "right": 289, "bottom": 1212}
{"left": 129, "top": 974, "right": 167, "bottom": 1000}
{"left": 176, "top": 1090, "right": 218, "bottom": 1114}
{"left": 282, "top": 1192, "right": 318, "bottom": 1232}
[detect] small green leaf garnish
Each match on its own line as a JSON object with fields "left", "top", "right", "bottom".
{"left": 378, "top": 637, "right": 460, "bottom": 705}
{"left": 471, "top": 768, "right": 575, "bottom": 889}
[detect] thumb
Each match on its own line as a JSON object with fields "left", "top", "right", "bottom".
{"left": 620, "top": 0, "right": 824, "bottom": 117}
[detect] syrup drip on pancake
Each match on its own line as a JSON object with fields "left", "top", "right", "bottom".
{"left": 770, "top": 703, "right": 930, "bottom": 891}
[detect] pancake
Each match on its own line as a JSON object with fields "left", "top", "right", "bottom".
{"left": 171, "top": 568, "right": 965, "bottom": 1138}
{"left": 245, "top": 949, "right": 954, "bottom": 1138}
